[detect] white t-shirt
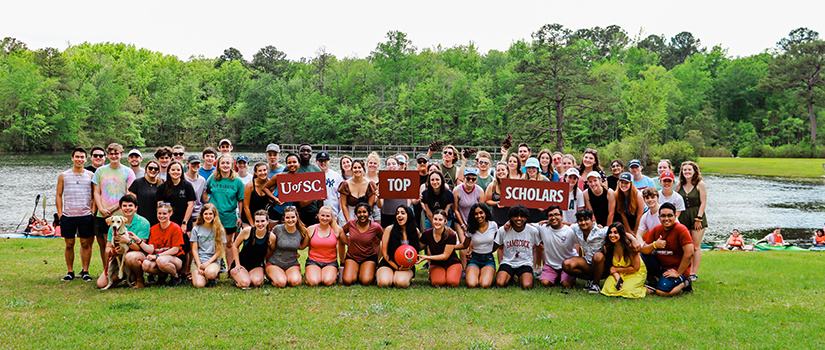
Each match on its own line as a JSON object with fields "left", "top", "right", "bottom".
{"left": 563, "top": 188, "right": 585, "bottom": 224}
{"left": 536, "top": 224, "right": 578, "bottom": 270}
{"left": 185, "top": 173, "right": 206, "bottom": 218}
{"left": 467, "top": 221, "right": 498, "bottom": 254}
{"left": 638, "top": 209, "right": 661, "bottom": 234}
{"left": 659, "top": 191, "right": 686, "bottom": 211}
{"left": 324, "top": 170, "right": 345, "bottom": 218}
{"left": 238, "top": 173, "right": 253, "bottom": 186}
{"left": 495, "top": 225, "right": 540, "bottom": 268}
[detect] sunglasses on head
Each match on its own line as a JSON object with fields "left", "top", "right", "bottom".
{"left": 585, "top": 148, "right": 598, "bottom": 155}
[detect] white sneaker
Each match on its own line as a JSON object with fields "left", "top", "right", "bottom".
{"left": 587, "top": 283, "right": 601, "bottom": 294}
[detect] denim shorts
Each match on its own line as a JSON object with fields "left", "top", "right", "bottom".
{"left": 467, "top": 252, "right": 496, "bottom": 269}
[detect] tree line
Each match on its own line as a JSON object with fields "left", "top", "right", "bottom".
{"left": 2, "top": 25, "right": 824, "bottom": 164}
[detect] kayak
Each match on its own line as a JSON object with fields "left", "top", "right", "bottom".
{"left": 700, "top": 244, "right": 714, "bottom": 250}
{"left": 810, "top": 245, "right": 825, "bottom": 252}
{"left": 753, "top": 243, "right": 807, "bottom": 252}
{"left": 0, "top": 233, "right": 59, "bottom": 239}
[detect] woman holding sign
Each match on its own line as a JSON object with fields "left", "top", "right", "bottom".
{"left": 338, "top": 159, "right": 377, "bottom": 223}
{"left": 377, "top": 156, "right": 409, "bottom": 228}
{"left": 376, "top": 205, "right": 420, "bottom": 288}
{"left": 262, "top": 153, "right": 301, "bottom": 210}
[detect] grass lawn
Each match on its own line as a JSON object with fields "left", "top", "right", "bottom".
{"left": 1, "top": 239, "right": 824, "bottom": 349}
{"left": 697, "top": 157, "right": 825, "bottom": 178}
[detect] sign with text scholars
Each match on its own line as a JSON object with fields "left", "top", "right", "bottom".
{"left": 499, "top": 178, "right": 568, "bottom": 209}
{"left": 379, "top": 171, "right": 420, "bottom": 199}
{"left": 277, "top": 172, "right": 327, "bottom": 202}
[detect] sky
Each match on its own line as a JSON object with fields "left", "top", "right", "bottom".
{"left": 3, "top": 0, "right": 824, "bottom": 61}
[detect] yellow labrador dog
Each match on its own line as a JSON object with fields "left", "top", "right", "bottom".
{"left": 101, "top": 215, "right": 131, "bottom": 290}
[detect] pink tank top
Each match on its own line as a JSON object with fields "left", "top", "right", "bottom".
{"left": 308, "top": 225, "right": 338, "bottom": 263}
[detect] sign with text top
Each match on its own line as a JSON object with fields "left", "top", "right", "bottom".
{"left": 276, "top": 172, "right": 327, "bottom": 203}
{"left": 499, "top": 178, "right": 568, "bottom": 209}
{"left": 379, "top": 171, "right": 421, "bottom": 199}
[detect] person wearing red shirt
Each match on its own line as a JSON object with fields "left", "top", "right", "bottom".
{"left": 639, "top": 202, "right": 694, "bottom": 296}
{"left": 142, "top": 203, "right": 185, "bottom": 287}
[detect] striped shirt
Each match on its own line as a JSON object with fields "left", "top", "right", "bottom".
{"left": 61, "top": 169, "right": 95, "bottom": 217}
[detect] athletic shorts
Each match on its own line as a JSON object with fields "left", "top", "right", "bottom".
{"left": 266, "top": 261, "right": 300, "bottom": 270}
{"left": 539, "top": 265, "right": 576, "bottom": 285}
{"left": 467, "top": 252, "right": 496, "bottom": 269}
{"left": 377, "top": 259, "right": 416, "bottom": 274}
{"left": 657, "top": 275, "right": 688, "bottom": 293}
{"left": 94, "top": 216, "right": 109, "bottom": 238}
{"left": 305, "top": 258, "right": 338, "bottom": 269}
{"left": 60, "top": 215, "right": 94, "bottom": 239}
{"left": 498, "top": 263, "right": 533, "bottom": 278}
{"left": 345, "top": 254, "right": 379, "bottom": 265}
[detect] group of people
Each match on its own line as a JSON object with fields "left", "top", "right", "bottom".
{"left": 55, "top": 140, "right": 708, "bottom": 297}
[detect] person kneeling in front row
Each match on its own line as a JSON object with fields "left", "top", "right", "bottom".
{"left": 639, "top": 203, "right": 694, "bottom": 296}
{"left": 96, "top": 195, "right": 151, "bottom": 289}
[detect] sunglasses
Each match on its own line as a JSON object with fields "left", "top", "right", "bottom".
{"left": 147, "top": 166, "right": 159, "bottom": 171}
{"left": 285, "top": 205, "right": 297, "bottom": 211}
{"left": 443, "top": 151, "right": 453, "bottom": 155}
{"left": 172, "top": 152, "right": 185, "bottom": 157}
{"left": 417, "top": 159, "right": 427, "bottom": 164}
{"left": 158, "top": 202, "right": 170, "bottom": 207}
{"left": 92, "top": 154, "right": 105, "bottom": 158}
{"left": 476, "top": 160, "right": 490, "bottom": 165}
{"left": 585, "top": 148, "right": 598, "bottom": 155}
{"left": 465, "top": 177, "right": 477, "bottom": 182}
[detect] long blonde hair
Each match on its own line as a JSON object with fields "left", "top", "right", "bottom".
{"left": 214, "top": 155, "right": 237, "bottom": 181}
{"left": 317, "top": 205, "right": 341, "bottom": 234}
{"left": 196, "top": 203, "right": 225, "bottom": 259}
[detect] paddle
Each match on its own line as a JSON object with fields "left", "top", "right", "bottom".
{"left": 13, "top": 195, "right": 41, "bottom": 234}
{"left": 13, "top": 212, "right": 30, "bottom": 233}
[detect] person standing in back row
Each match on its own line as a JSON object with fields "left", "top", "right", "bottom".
{"left": 92, "top": 143, "right": 136, "bottom": 270}
{"left": 56, "top": 147, "right": 96, "bottom": 282}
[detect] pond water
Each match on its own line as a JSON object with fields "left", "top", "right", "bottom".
{"left": 1, "top": 152, "right": 823, "bottom": 245}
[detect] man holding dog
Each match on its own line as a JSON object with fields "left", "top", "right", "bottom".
{"left": 96, "top": 194, "right": 151, "bottom": 289}
{"left": 56, "top": 147, "right": 97, "bottom": 282}
{"left": 92, "top": 143, "right": 136, "bottom": 270}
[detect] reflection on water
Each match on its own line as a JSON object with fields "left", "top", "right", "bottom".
{"left": 1, "top": 153, "right": 823, "bottom": 244}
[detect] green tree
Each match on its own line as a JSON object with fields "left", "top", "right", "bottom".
{"left": 622, "top": 65, "right": 678, "bottom": 163}
{"left": 214, "top": 47, "right": 246, "bottom": 69}
{"left": 761, "top": 38, "right": 825, "bottom": 143}
{"left": 251, "top": 45, "right": 289, "bottom": 77}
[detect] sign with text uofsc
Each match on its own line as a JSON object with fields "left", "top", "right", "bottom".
{"left": 379, "top": 171, "right": 420, "bottom": 199}
{"left": 499, "top": 178, "right": 568, "bottom": 209}
{"left": 276, "top": 172, "right": 327, "bottom": 202}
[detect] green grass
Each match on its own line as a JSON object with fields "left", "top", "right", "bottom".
{"left": 697, "top": 157, "right": 825, "bottom": 178}
{"left": 2, "top": 239, "right": 825, "bottom": 348}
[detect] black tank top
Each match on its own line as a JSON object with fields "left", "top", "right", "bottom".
{"left": 245, "top": 180, "right": 270, "bottom": 223}
{"left": 238, "top": 227, "right": 268, "bottom": 270}
{"left": 588, "top": 187, "right": 609, "bottom": 226}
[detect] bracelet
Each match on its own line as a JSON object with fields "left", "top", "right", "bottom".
{"left": 694, "top": 218, "right": 703, "bottom": 221}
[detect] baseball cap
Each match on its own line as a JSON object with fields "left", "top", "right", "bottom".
{"left": 266, "top": 143, "right": 281, "bottom": 153}
{"left": 619, "top": 172, "right": 632, "bottom": 182}
{"left": 187, "top": 155, "right": 201, "bottom": 164}
{"left": 127, "top": 149, "right": 142, "bottom": 157}
{"left": 586, "top": 171, "right": 601, "bottom": 180}
{"left": 464, "top": 168, "right": 479, "bottom": 176}
{"left": 416, "top": 153, "right": 428, "bottom": 161}
{"left": 629, "top": 159, "right": 642, "bottom": 167}
{"left": 660, "top": 170, "right": 675, "bottom": 181}
{"left": 219, "top": 139, "right": 232, "bottom": 146}
{"left": 564, "top": 168, "right": 580, "bottom": 178}
{"left": 235, "top": 155, "right": 249, "bottom": 163}
{"left": 316, "top": 151, "right": 330, "bottom": 161}
{"left": 395, "top": 154, "right": 407, "bottom": 164}
{"left": 524, "top": 157, "right": 540, "bottom": 169}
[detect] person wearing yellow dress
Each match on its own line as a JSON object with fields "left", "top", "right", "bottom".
{"left": 601, "top": 222, "right": 647, "bottom": 298}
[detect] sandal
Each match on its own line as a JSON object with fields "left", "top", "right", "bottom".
{"left": 689, "top": 274, "right": 698, "bottom": 282}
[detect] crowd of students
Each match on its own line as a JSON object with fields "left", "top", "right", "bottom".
{"left": 55, "top": 140, "right": 708, "bottom": 297}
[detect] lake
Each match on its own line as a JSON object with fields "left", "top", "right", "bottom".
{"left": 1, "top": 151, "right": 823, "bottom": 244}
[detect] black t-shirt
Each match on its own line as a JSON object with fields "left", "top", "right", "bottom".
{"left": 129, "top": 177, "right": 161, "bottom": 226}
{"left": 155, "top": 179, "right": 196, "bottom": 226}
{"left": 85, "top": 165, "right": 99, "bottom": 173}
{"left": 607, "top": 175, "right": 619, "bottom": 191}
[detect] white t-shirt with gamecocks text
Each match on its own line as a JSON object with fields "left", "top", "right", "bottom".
{"left": 495, "top": 225, "right": 540, "bottom": 268}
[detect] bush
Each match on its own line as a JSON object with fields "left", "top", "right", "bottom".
{"left": 700, "top": 145, "right": 731, "bottom": 157}
{"left": 739, "top": 143, "right": 774, "bottom": 158}
{"left": 652, "top": 141, "right": 696, "bottom": 168}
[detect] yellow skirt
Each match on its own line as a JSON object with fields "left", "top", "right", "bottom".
{"left": 601, "top": 254, "right": 647, "bottom": 299}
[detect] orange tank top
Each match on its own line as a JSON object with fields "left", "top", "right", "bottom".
{"left": 308, "top": 225, "right": 338, "bottom": 263}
